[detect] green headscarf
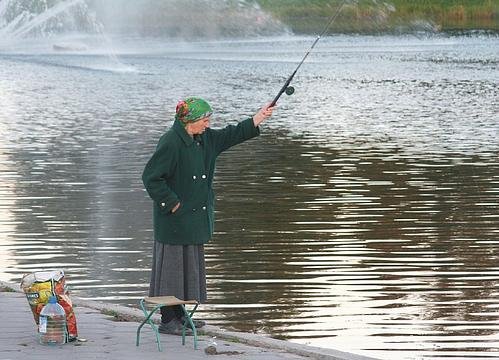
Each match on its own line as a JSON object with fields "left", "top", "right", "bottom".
{"left": 175, "top": 97, "right": 212, "bottom": 126}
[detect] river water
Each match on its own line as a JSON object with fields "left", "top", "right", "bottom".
{"left": 0, "top": 34, "right": 498, "bottom": 359}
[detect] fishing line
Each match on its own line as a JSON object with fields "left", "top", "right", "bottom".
{"left": 270, "top": 0, "right": 347, "bottom": 107}
{"left": 269, "top": 0, "right": 439, "bottom": 108}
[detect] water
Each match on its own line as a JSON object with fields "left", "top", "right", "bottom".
{"left": 0, "top": 32, "right": 498, "bottom": 359}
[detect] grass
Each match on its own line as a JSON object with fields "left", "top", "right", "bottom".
{"left": 0, "top": 286, "right": 16, "bottom": 292}
{"left": 101, "top": 309, "right": 137, "bottom": 322}
{"left": 257, "top": 0, "right": 499, "bottom": 33}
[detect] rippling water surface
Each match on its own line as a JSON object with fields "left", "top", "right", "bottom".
{"left": 0, "top": 34, "right": 498, "bottom": 359}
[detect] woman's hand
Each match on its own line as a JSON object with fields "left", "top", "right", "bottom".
{"left": 253, "top": 103, "right": 275, "bottom": 127}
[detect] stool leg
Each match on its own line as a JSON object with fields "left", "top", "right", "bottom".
{"left": 136, "top": 299, "right": 147, "bottom": 347}
{"left": 180, "top": 304, "right": 198, "bottom": 349}
{"left": 150, "top": 305, "right": 163, "bottom": 352}
{"left": 136, "top": 300, "right": 163, "bottom": 352}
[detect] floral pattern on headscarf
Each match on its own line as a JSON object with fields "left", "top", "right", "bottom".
{"left": 175, "top": 97, "right": 212, "bottom": 126}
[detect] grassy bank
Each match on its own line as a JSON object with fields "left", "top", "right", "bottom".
{"left": 257, "top": 0, "right": 498, "bottom": 33}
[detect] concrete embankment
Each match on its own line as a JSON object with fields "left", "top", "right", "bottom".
{"left": 0, "top": 280, "right": 379, "bottom": 360}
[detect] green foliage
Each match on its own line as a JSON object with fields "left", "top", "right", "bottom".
{"left": 101, "top": 309, "right": 136, "bottom": 322}
{"left": 0, "top": 286, "right": 16, "bottom": 292}
{"left": 257, "top": 0, "right": 498, "bottom": 33}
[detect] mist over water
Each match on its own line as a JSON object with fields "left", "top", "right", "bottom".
{"left": 0, "top": 0, "right": 99, "bottom": 38}
{"left": 90, "top": 0, "right": 288, "bottom": 38}
{"left": 1, "top": 1, "right": 499, "bottom": 360}
{"left": 0, "top": 0, "right": 289, "bottom": 43}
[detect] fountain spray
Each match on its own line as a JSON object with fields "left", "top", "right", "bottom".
{"left": 270, "top": 0, "right": 347, "bottom": 107}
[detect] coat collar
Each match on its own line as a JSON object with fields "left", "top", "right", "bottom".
{"left": 172, "top": 119, "right": 194, "bottom": 146}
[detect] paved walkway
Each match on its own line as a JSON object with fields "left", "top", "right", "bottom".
{"left": 0, "top": 283, "right": 378, "bottom": 360}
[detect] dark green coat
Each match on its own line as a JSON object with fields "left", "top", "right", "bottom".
{"left": 142, "top": 117, "right": 260, "bottom": 245}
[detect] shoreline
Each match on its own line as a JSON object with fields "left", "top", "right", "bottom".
{"left": 257, "top": 0, "right": 499, "bottom": 34}
{"left": 0, "top": 279, "right": 379, "bottom": 360}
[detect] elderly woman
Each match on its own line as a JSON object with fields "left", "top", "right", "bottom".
{"left": 142, "top": 97, "right": 274, "bottom": 334}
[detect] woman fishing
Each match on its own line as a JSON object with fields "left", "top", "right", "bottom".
{"left": 142, "top": 98, "right": 274, "bottom": 334}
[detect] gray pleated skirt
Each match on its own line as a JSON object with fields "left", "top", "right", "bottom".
{"left": 149, "top": 242, "right": 207, "bottom": 303}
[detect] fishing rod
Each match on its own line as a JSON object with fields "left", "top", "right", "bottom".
{"left": 270, "top": 0, "right": 347, "bottom": 107}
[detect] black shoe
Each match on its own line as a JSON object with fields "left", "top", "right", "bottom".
{"left": 181, "top": 317, "right": 206, "bottom": 329}
{"left": 158, "top": 319, "right": 193, "bottom": 335}
{"left": 192, "top": 319, "right": 206, "bottom": 328}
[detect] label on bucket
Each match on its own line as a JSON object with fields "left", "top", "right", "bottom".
{"left": 39, "top": 316, "right": 47, "bottom": 333}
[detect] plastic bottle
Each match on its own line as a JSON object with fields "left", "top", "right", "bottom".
{"left": 38, "top": 295, "right": 67, "bottom": 345}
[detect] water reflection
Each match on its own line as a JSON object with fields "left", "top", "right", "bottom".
{"left": 0, "top": 35, "right": 498, "bottom": 359}
{"left": 207, "top": 134, "right": 499, "bottom": 359}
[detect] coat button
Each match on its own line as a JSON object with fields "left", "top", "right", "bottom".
{"left": 161, "top": 202, "right": 165, "bottom": 207}
{"left": 192, "top": 208, "right": 197, "bottom": 212}
{"left": 193, "top": 175, "right": 197, "bottom": 180}
{"left": 202, "top": 174, "right": 206, "bottom": 179}
{"left": 202, "top": 206, "right": 206, "bottom": 210}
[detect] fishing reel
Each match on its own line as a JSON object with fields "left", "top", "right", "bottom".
{"left": 285, "top": 86, "right": 295, "bottom": 96}
{"left": 271, "top": 85, "right": 295, "bottom": 107}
